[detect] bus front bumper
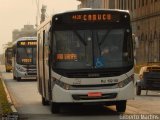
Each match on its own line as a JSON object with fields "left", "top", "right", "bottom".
{"left": 16, "top": 70, "right": 37, "bottom": 79}
{"left": 52, "top": 82, "right": 135, "bottom": 103}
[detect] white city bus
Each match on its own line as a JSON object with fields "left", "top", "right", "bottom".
{"left": 37, "top": 9, "right": 135, "bottom": 113}
{"left": 12, "top": 37, "right": 37, "bottom": 81}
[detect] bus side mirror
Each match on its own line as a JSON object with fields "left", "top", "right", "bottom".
{"left": 132, "top": 34, "right": 139, "bottom": 49}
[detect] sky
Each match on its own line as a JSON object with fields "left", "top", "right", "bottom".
{"left": 0, "top": 0, "right": 80, "bottom": 54}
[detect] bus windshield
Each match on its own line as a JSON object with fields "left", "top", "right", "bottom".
{"left": 16, "top": 47, "right": 36, "bottom": 65}
{"left": 52, "top": 28, "right": 133, "bottom": 70}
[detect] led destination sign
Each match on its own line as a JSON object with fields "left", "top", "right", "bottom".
{"left": 56, "top": 53, "right": 77, "bottom": 60}
{"left": 21, "top": 58, "right": 32, "bottom": 63}
{"left": 18, "top": 41, "right": 37, "bottom": 46}
{"left": 71, "top": 13, "right": 120, "bottom": 22}
{"left": 53, "top": 11, "right": 129, "bottom": 28}
{"left": 72, "top": 14, "right": 112, "bottom": 21}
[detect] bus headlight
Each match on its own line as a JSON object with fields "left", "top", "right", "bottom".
{"left": 55, "top": 80, "right": 71, "bottom": 90}
{"left": 117, "top": 75, "right": 134, "bottom": 88}
{"left": 16, "top": 66, "right": 26, "bottom": 72}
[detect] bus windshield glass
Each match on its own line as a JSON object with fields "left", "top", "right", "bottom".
{"left": 16, "top": 47, "right": 36, "bottom": 65}
{"left": 53, "top": 28, "right": 133, "bottom": 70}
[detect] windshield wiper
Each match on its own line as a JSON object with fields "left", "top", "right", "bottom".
{"left": 98, "top": 29, "right": 112, "bottom": 46}
{"left": 73, "top": 30, "right": 87, "bottom": 46}
{"left": 95, "top": 32, "right": 101, "bottom": 55}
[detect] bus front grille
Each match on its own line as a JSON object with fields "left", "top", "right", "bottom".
{"left": 28, "top": 72, "right": 37, "bottom": 75}
{"left": 61, "top": 71, "right": 122, "bottom": 78}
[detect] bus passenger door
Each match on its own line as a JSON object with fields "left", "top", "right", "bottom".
{"left": 43, "top": 30, "right": 50, "bottom": 100}
{"left": 37, "top": 34, "right": 43, "bottom": 94}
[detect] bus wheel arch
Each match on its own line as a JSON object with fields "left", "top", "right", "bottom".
{"left": 42, "top": 96, "right": 49, "bottom": 105}
{"left": 13, "top": 75, "right": 17, "bottom": 80}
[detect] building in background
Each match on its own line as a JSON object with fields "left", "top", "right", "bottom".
{"left": 77, "top": 0, "right": 116, "bottom": 9}
{"left": 77, "top": 0, "right": 160, "bottom": 64}
{"left": 116, "top": 0, "right": 160, "bottom": 64}
{"left": 12, "top": 25, "right": 37, "bottom": 42}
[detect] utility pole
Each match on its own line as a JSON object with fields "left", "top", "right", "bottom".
{"left": 35, "top": 0, "right": 40, "bottom": 28}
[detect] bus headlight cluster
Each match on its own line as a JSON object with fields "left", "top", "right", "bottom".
{"left": 117, "top": 74, "right": 134, "bottom": 88}
{"left": 55, "top": 80, "right": 71, "bottom": 90}
{"left": 16, "top": 66, "right": 26, "bottom": 72}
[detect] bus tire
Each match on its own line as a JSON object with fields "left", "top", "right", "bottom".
{"left": 116, "top": 100, "right": 126, "bottom": 113}
{"left": 42, "top": 97, "right": 49, "bottom": 105}
{"left": 13, "top": 76, "right": 16, "bottom": 80}
{"left": 136, "top": 85, "right": 141, "bottom": 96}
{"left": 17, "top": 77, "right": 21, "bottom": 81}
{"left": 51, "top": 102, "right": 60, "bottom": 114}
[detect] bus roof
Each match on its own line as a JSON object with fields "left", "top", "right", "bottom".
{"left": 37, "top": 17, "right": 51, "bottom": 31}
{"left": 16, "top": 37, "right": 37, "bottom": 41}
{"left": 53, "top": 9, "right": 129, "bottom": 16}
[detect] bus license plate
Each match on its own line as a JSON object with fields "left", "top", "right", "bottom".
{"left": 88, "top": 92, "right": 102, "bottom": 97}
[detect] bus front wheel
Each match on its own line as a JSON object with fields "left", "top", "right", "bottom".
{"left": 42, "top": 97, "right": 49, "bottom": 105}
{"left": 51, "top": 102, "right": 60, "bottom": 114}
{"left": 116, "top": 100, "right": 126, "bottom": 113}
{"left": 17, "top": 77, "right": 21, "bottom": 81}
{"left": 13, "top": 76, "right": 16, "bottom": 80}
{"left": 136, "top": 85, "right": 141, "bottom": 96}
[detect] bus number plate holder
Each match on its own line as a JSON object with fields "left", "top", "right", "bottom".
{"left": 88, "top": 92, "right": 102, "bottom": 98}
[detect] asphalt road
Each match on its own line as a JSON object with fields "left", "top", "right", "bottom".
{"left": 0, "top": 65, "right": 160, "bottom": 120}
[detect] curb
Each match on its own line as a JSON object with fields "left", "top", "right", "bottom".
{"left": 1, "top": 76, "right": 18, "bottom": 114}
